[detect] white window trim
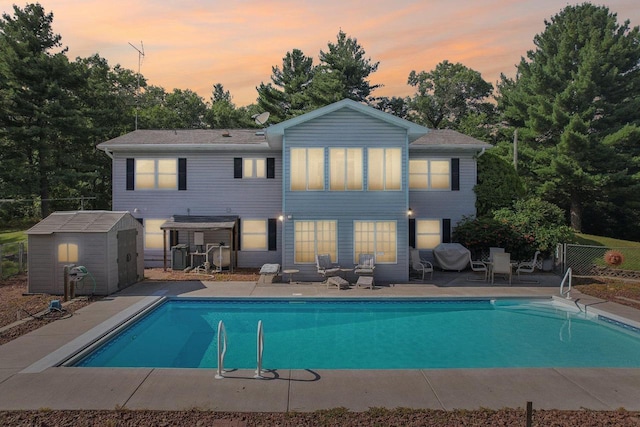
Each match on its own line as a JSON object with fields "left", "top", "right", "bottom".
{"left": 409, "top": 158, "right": 451, "bottom": 191}
{"left": 135, "top": 158, "right": 178, "bottom": 190}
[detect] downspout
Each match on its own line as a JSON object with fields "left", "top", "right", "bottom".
{"left": 477, "top": 147, "right": 486, "bottom": 158}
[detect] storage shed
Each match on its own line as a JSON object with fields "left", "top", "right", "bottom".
{"left": 26, "top": 211, "right": 144, "bottom": 296}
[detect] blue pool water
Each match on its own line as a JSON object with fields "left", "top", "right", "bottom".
{"left": 73, "top": 298, "right": 640, "bottom": 369}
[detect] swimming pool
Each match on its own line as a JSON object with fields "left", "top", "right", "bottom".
{"left": 71, "top": 298, "right": 640, "bottom": 369}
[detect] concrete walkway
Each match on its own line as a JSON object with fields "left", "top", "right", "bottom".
{"left": 1, "top": 270, "right": 640, "bottom": 412}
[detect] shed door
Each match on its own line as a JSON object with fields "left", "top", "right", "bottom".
{"left": 117, "top": 229, "right": 138, "bottom": 288}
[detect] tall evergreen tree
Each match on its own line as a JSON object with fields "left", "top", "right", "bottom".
{"left": 498, "top": 3, "right": 640, "bottom": 236}
{"left": 408, "top": 60, "right": 494, "bottom": 130}
{"left": 318, "top": 30, "right": 380, "bottom": 103}
{"left": 256, "top": 49, "right": 316, "bottom": 122}
{"left": 0, "top": 4, "right": 87, "bottom": 218}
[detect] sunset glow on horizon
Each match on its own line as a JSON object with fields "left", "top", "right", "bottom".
{"left": 3, "top": 0, "right": 639, "bottom": 106}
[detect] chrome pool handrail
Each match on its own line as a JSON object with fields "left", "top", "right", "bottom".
{"left": 560, "top": 267, "right": 572, "bottom": 299}
{"left": 215, "top": 320, "right": 227, "bottom": 379}
{"left": 255, "top": 320, "right": 264, "bottom": 379}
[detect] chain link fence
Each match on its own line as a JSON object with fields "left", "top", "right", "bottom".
{"left": 0, "top": 241, "right": 27, "bottom": 280}
{"left": 560, "top": 243, "right": 640, "bottom": 280}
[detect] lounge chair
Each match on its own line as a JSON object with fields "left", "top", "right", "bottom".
{"left": 354, "top": 253, "right": 375, "bottom": 276}
{"left": 466, "top": 252, "right": 488, "bottom": 282}
{"left": 257, "top": 263, "right": 280, "bottom": 285}
{"left": 316, "top": 254, "right": 340, "bottom": 279}
{"left": 516, "top": 251, "right": 541, "bottom": 282}
{"left": 410, "top": 248, "right": 433, "bottom": 281}
{"left": 491, "top": 252, "right": 512, "bottom": 285}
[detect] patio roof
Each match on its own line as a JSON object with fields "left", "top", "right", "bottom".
{"left": 160, "top": 215, "right": 238, "bottom": 231}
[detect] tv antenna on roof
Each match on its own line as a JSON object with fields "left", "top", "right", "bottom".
{"left": 128, "top": 41, "right": 145, "bottom": 130}
{"left": 252, "top": 112, "right": 270, "bottom": 126}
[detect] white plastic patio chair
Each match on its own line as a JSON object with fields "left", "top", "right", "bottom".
{"left": 410, "top": 249, "right": 433, "bottom": 281}
{"left": 491, "top": 252, "right": 512, "bottom": 285}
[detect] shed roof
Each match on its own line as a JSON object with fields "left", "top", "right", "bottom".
{"left": 27, "top": 211, "right": 135, "bottom": 235}
{"left": 160, "top": 215, "right": 238, "bottom": 231}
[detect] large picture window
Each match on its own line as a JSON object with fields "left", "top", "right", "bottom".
{"left": 367, "top": 148, "right": 401, "bottom": 190}
{"left": 354, "top": 221, "right": 397, "bottom": 263}
{"left": 136, "top": 159, "right": 177, "bottom": 190}
{"left": 416, "top": 219, "right": 441, "bottom": 249}
{"left": 144, "top": 219, "right": 167, "bottom": 249}
{"left": 409, "top": 159, "right": 450, "bottom": 190}
{"left": 294, "top": 220, "right": 337, "bottom": 263}
{"left": 242, "top": 219, "right": 268, "bottom": 250}
{"left": 329, "top": 148, "right": 363, "bottom": 190}
{"left": 290, "top": 148, "right": 324, "bottom": 191}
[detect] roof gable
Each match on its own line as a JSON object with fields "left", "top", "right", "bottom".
{"left": 265, "top": 99, "right": 429, "bottom": 148}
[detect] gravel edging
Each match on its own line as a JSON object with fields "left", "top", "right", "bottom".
{"left": 1, "top": 408, "right": 640, "bottom": 426}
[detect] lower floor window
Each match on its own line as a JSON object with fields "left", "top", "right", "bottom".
{"left": 354, "top": 221, "right": 397, "bottom": 263}
{"left": 145, "top": 219, "right": 167, "bottom": 249}
{"left": 242, "top": 219, "right": 267, "bottom": 250}
{"left": 294, "top": 220, "right": 337, "bottom": 263}
{"left": 416, "top": 219, "right": 441, "bottom": 249}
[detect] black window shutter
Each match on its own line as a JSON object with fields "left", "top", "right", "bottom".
{"left": 268, "top": 218, "right": 277, "bottom": 251}
{"left": 409, "top": 218, "right": 416, "bottom": 248}
{"left": 443, "top": 218, "right": 451, "bottom": 243}
{"left": 178, "top": 158, "right": 187, "bottom": 190}
{"left": 234, "top": 158, "right": 242, "bottom": 178}
{"left": 267, "top": 157, "right": 275, "bottom": 179}
{"left": 126, "top": 158, "right": 135, "bottom": 190}
{"left": 451, "top": 158, "right": 460, "bottom": 191}
{"left": 236, "top": 219, "right": 241, "bottom": 251}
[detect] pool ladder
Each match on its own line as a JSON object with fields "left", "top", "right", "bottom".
{"left": 215, "top": 320, "right": 264, "bottom": 379}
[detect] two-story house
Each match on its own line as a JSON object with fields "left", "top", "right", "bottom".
{"left": 97, "top": 99, "right": 490, "bottom": 282}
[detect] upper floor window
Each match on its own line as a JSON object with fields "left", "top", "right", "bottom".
{"left": 244, "top": 159, "right": 266, "bottom": 178}
{"left": 127, "top": 158, "right": 186, "bottom": 190}
{"left": 234, "top": 157, "right": 275, "bottom": 179}
{"left": 367, "top": 148, "right": 401, "bottom": 190}
{"left": 329, "top": 148, "right": 363, "bottom": 190}
{"left": 409, "top": 159, "right": 451, "bottom": 190}
{"left": 290, "top": 148, "right": 324, "bottom": 191}
{"left": 136, "top": 159, "right": 177, "bottom": 190}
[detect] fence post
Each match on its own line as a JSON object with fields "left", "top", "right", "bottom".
{"left": 18, "top": 242, "right": 24, "bottom": 273}
{"left": 0, "top": 244, "right": 3, "bottom": 279}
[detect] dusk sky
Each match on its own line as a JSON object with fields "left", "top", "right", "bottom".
{"left": 2, "top": 0, "right": 639, "bottom": 106}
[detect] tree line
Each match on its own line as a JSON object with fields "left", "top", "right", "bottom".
{"left": 1, "top": 3, "right": 639, "bottom": 241}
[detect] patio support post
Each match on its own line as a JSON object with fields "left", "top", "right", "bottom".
{"left": 163, "top": 229, "right": 167, "bottom": 271}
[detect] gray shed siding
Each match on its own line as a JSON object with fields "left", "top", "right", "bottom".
{"left": 112, "top": 151, "right": 282, "bottom": 268}
{"left": 27, "top": 212, "right": 143, "bottom": 296}
{"left": 282, "top": 109, "right": 411, "bottom": 282}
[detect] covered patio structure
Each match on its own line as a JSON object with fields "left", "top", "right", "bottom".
{"left": 160, "top": 215, "right": 239, "bottom": 271}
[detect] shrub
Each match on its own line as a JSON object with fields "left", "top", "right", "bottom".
{"left": 452, "top": 216, "right": 530, "bottom": 260}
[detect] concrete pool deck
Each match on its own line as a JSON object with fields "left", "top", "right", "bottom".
{"left": 1, "top": 270, "right": 640, "bottom": 412}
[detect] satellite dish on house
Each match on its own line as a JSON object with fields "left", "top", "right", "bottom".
{"left": 253, "top": 112, "right": 270, "bottom": 126}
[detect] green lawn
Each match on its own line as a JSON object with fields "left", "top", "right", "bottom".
{"left": 0, "top": 230, "right": 26, "bottom": 245}
{"left": 575, "top": 233, "right": 640, "bottom": 248}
